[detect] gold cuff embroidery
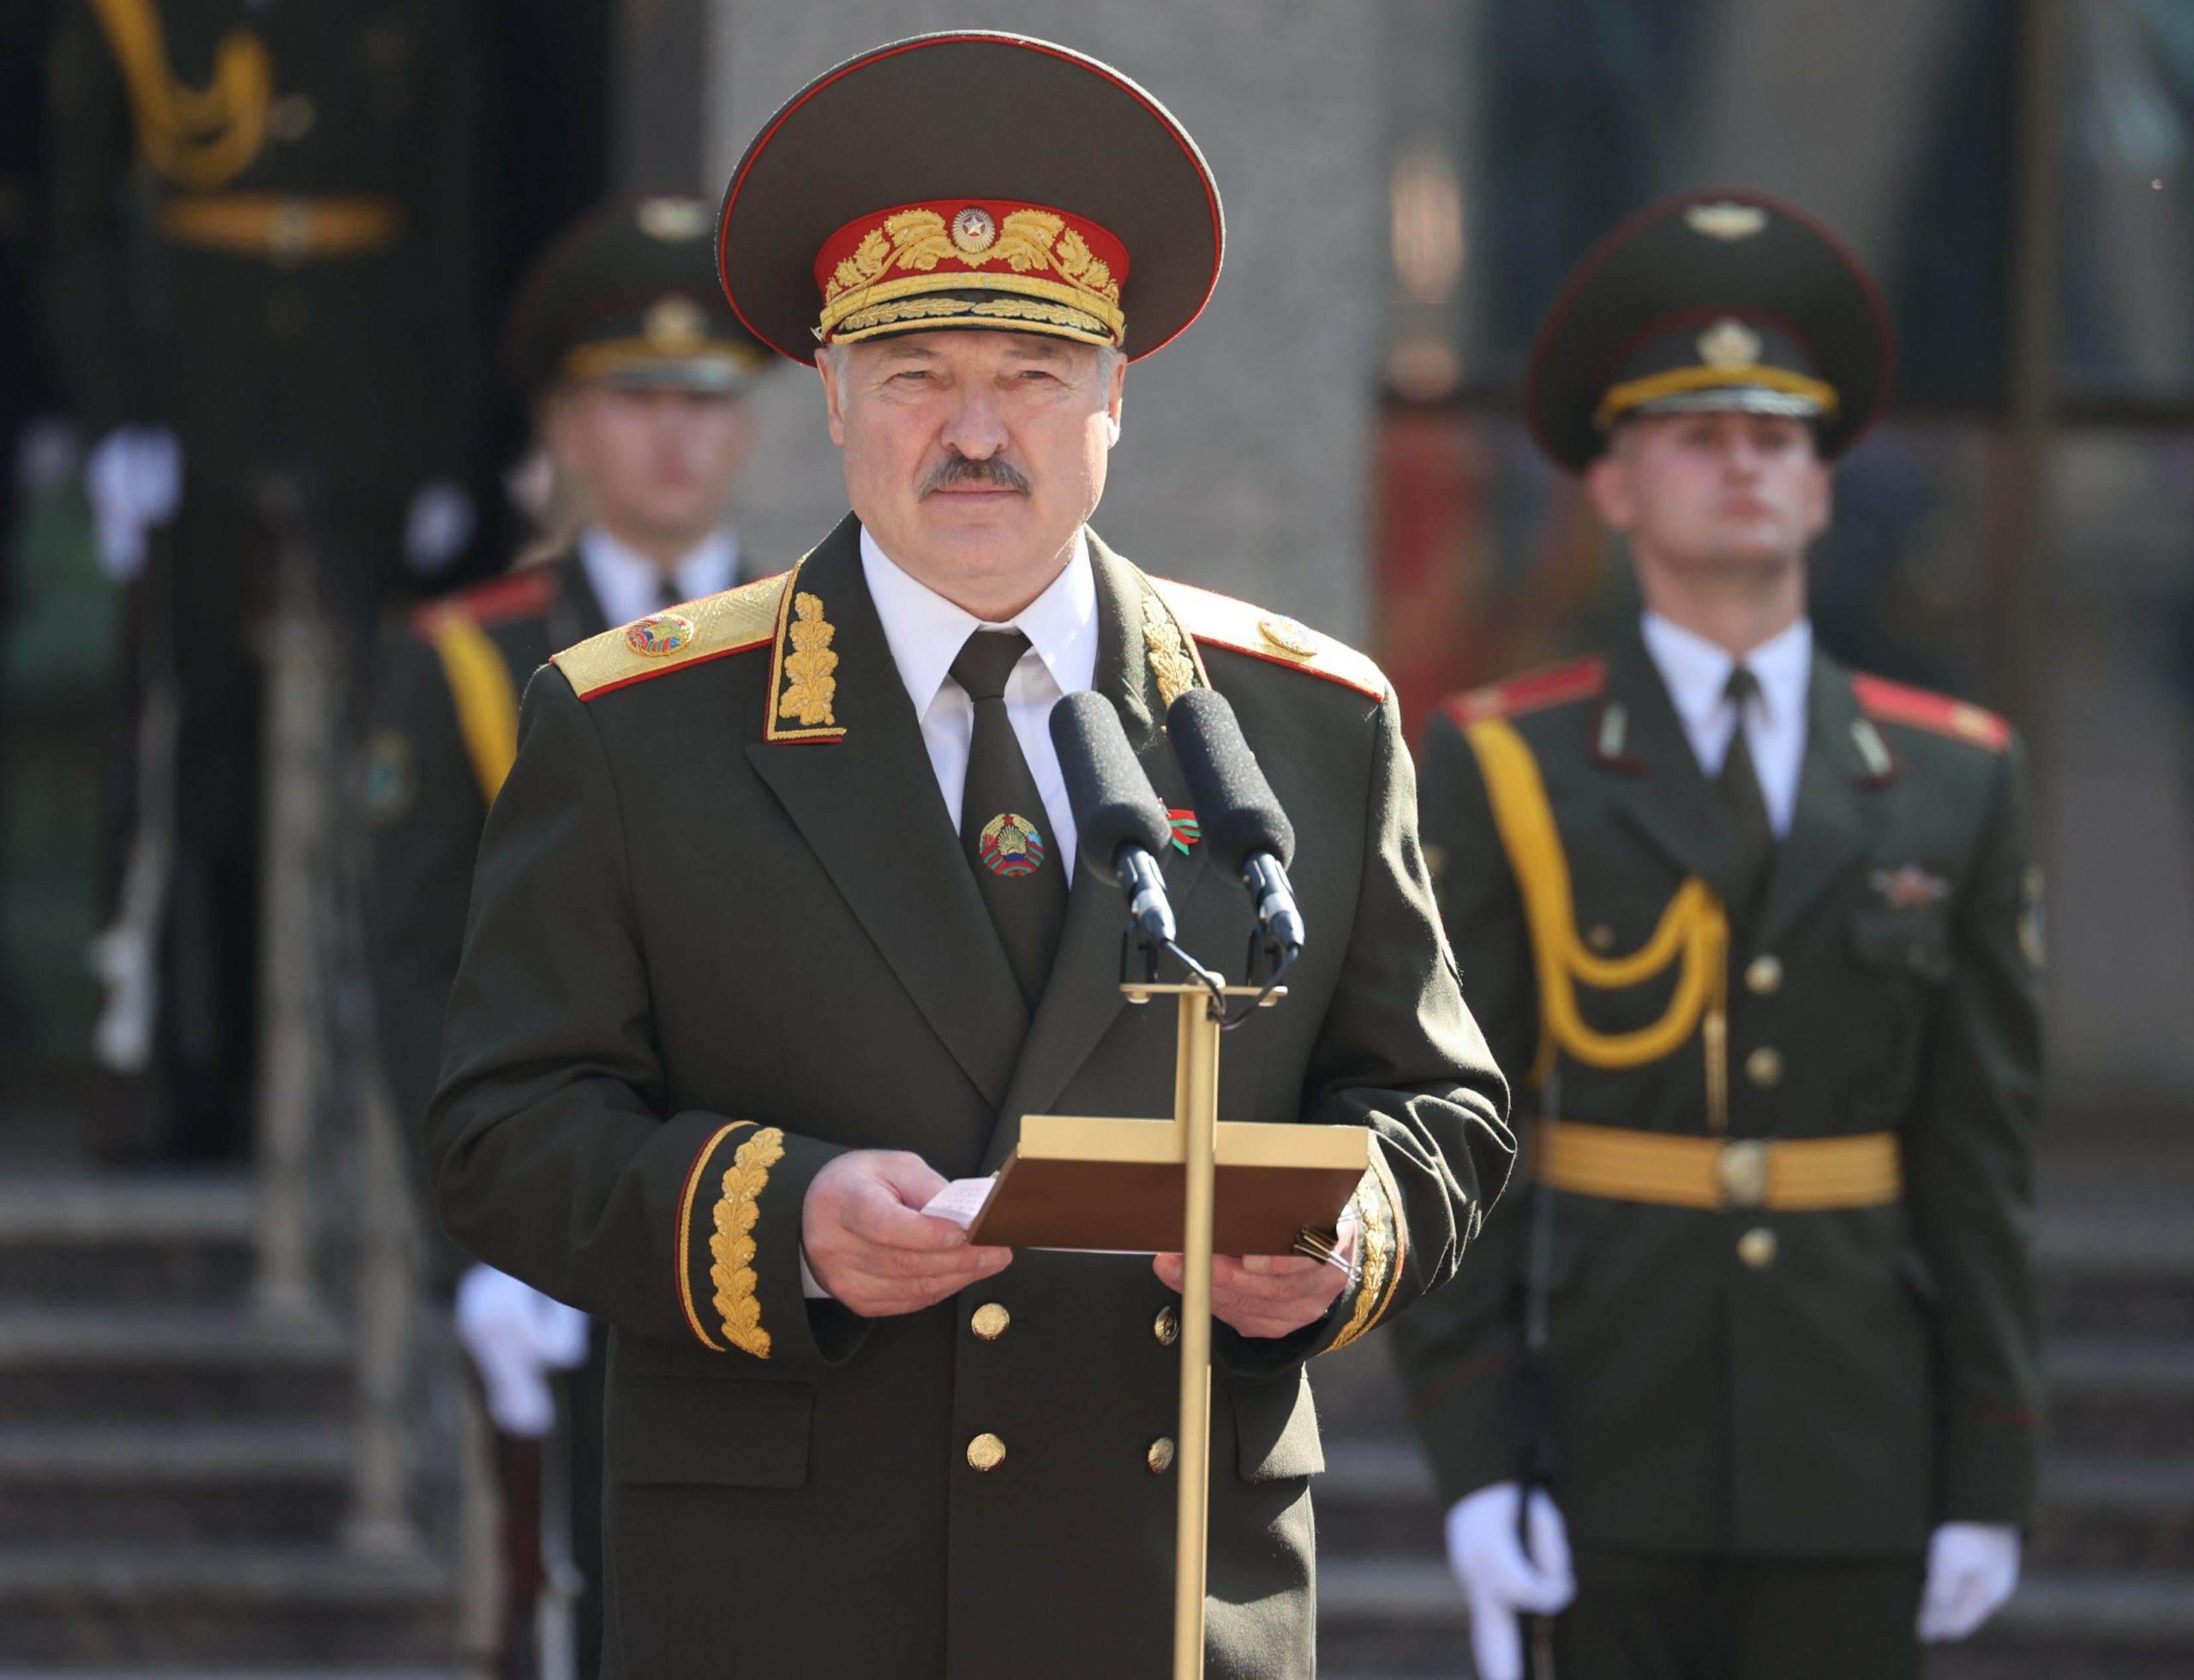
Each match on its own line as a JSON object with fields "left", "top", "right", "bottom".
{"left": 710, "top": 1125, "right": 787, "bottom": 1359}
{"left": 676, "top": 1122, "right": 754, "bottom": 1352}
{"left": 1328, "top": 1149, "right": 1406, "bottom": 1353}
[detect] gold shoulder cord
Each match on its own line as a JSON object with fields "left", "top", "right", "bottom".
{"left": 424, "top": 614, "right": 521, "bottom": 806}
{"left": 89, "top": 0, "right": 273, "bottom": 189}
{"left": 1464, "top": 718, "right": 1731, "bottom": 1129}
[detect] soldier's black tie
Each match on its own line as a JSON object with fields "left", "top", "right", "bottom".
{"left": 951, "top": 630, "right": 1068, "bottom": 1009}
{"left": 1717, "top": 664, "right": 1775, "bottom": 930}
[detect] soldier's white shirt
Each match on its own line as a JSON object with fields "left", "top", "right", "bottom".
{"left": 579, "top": 525, "right": 742, "bottom": 627}
{"left": 1641, "top": 611, "right": 1812, "bottom": 837}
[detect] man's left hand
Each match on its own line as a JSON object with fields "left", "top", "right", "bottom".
{"left": 1917, "top": 1522, "right": 2021, "bottom": 1641}
{"left": 1152, "top": 1217, "right": 1358, "bottom": 1339}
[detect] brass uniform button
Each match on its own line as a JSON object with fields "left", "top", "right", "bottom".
{"left": 1737, "top": 1227, "right": 1778, "bottom": 1269}
{"left": 1745, "top": 954, "right": 1783, "bottom": 995}
{"left": 971, "top": 1303, "right": 1010, "bottom": 1341}
{"left": 1586, "top": 923, "right": 1616, "bottom": 953}
{"left": 1154, "top": 1305, "right": 1179, "bottom": 1347}
{"left": 1745, "top": 1047, "right": 1783, "bottom": 1089}
{"left": 269, "top": 93, "right": 318, "bottom": 142}
{"left": 1147, "top": 1437, "right": 1176, "bottom": 1474}
{"left": 966, "top": 1432, "right": 1007, "bottom": 1473}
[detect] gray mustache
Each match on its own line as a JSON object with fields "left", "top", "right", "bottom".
{"left": 922, "top": 453, "right": 1032, "bottom": 496}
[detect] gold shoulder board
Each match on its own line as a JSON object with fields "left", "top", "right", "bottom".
{"left": 1148, "top": 577, "right": 1389, "bottom": 704}
{"left": 553, "top": 572, "right": 791, "bottom": 702}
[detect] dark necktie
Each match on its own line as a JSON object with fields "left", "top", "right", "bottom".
{"left": 950, "top": 630, "right": 1068, "bottom": 1009}
{"left": 1717, "top": 664, "right": 1775, "bottom": 928}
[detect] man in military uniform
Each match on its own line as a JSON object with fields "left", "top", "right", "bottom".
{"left": 425, "top": 33, "right": 1511, "bottom": 1678}
{"left": 363, "top": 194, "right": 773, "bottom": 1679}
{"left": 1389, "top": 190, "right": 2044, "bottom": 1679}
{"left": 45, "top": 0, "right": 482, "bottom": 1155}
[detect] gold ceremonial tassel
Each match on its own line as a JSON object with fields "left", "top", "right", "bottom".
{"left": 90, "top": 0, "right": 275, "bottom": 190}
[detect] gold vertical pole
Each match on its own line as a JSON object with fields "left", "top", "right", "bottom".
{"left": 1172, "top": 991, "right": 1220, "bottom": 1680}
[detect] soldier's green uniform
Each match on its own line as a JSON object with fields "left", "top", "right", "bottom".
{"left": 1389, "top": 191, "right": 2044, "bottom": 1677}
{"left": 363, "top": 195, "right": 770, "bottom": 1680}
{"left": 45, "top": 0, "right": 483, "bottom": 1154}
{"left": 425, "top": 34, "right": 1513, "bottom": 1677}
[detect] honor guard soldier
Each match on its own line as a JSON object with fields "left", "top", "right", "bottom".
{"left": 1389, "top": 190, "right": 2045, "bottom": 1679}
{"left": 424, "top": 33, "right": 1511, "bottom": 1679}
{"left": 44, "top": 0, "right": 483, "bottom": 1156}
{"left": 362, "top": 195, "right": 773, "bottom": 1679}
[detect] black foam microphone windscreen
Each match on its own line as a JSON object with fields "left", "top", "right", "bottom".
{"left": 1049, "top": 691, "right": 1173, "bottom": 879}
{"left": 1165, "top": 688, "right": 1296, "bottom": 869}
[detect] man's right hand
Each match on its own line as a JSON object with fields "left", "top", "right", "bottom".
{"left": 1444, "top": 1481, "right": 1577, "bottom": 1680}
{"left": 800, "top": 1149, "right": 1011, "bottom": 1317}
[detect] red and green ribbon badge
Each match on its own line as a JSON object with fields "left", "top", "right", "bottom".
{"left": 1167, "top": 808, "right": 1201, "bottom": 855}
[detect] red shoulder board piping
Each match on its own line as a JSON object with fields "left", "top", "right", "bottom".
{"left": 1851, "top": 673, "right": 2010, "bottom": 753}
{"left": 1439, "top": 657, "right": 1607, "bottom": 729}
{"left": 410, "top": 566, "right": 559, "bottom": 636}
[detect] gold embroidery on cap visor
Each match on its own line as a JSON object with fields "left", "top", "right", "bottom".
{"left": 816, "top": 206, "right": 1127, "bottom": 347}
{"left": 1595, "top": 363, "right": 1840, "bottom": 431}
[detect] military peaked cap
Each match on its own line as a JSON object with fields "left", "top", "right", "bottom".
{"left": 1527, "top": 188, "right": 1894, "bottom": 471}
{"left": 716, "top": 32, "right": 1224, "bottom": 365}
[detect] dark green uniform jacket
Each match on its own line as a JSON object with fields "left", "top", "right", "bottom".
{"left": 45, "top": 0, "right": 479, "bottom": 486}
{"left": 1391, "top": 629, "right": 2044, "bottom": 1557}
{"left": 363, "top": 551, "right": 608, "bottom": 1203}
{"left": 425, "top": 514, "right": 1514, "bottom": 1678}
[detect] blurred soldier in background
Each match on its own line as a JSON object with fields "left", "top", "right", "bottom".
{"left": 363, "top": 195, "right": 771, "bottom": 1677}
{"left": 1392, "top": 191, "right": 2044, "bottom": 1679}
{"left": 44, "top": 0, "right": 483, "bottom": 1158}
{"left": 0, "top": 0, "right": 60, "bottom": 1056}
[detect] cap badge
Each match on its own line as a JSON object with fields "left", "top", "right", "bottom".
{"left": 1258, "top": 615, "right": 1321, "bottom": 661}
{"left": 645, "top": 296, "right": 708, "bottom": 351}
{"left": 626, "top": 612, "right": 696, "bottom": 657}
{"left": 951, "top": 206, "right": 998, "bottom": 255}
{"left": 1698, "top": 318, "right": 1763, "bottom": 369}
{"left": 1869, "top": 863, "right": 1950, "bottom": 911}
{"left": 636, "top": 198, "right": 710, "bottom": 241}
{"left": 1684, "top": 201, "right": 1769, "bottom": 241}
{"left": 979, "top": 813, "right": 1047, "bottom": 877}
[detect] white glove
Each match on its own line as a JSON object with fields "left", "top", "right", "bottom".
{"left": 403, "top": 478, "right": 475, "bottom": 574}
{"left": 84, "top": 425, "right": 183, "bottom": 581}
{"left": 453, "top": 1264, "right": 590, "bottom": 1439}
{"left": 1917, "top": 1521, "right": 2020, "bottom": 1641}
{"left": 1444, "top": 1483, "right": 1577, "bottom": 1680}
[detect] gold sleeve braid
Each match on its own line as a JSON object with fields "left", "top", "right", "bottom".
{"left": 1328, "top": 1146, "right": 1408, "bottom": 1353}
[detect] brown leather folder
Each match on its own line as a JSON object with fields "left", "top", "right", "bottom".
{"left": 967, "top": 1114, "right": 1372, "bottom": 1255}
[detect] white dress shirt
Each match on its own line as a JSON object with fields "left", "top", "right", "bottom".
{"left": 1639, "top": 612, "right": 1813, "bottom": 837}
{"left": 860, "top": 525, "right": 1100, "bottom": 875}
{"left": 578, "top": 526, "right": 743, "bottom": 627}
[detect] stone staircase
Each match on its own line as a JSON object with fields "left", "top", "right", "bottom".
{"left": 0, "top": 1172, "right": 461, "bottom": 1673}
{"left": 1312, "top": 1148, "right": 2194, "bottom": 1678}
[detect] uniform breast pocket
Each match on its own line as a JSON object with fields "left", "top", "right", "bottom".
{"left": 1845, "top": 909, "right": 1953, "bottom": 1109}
{"left": 611, "top": 1377, "right": 812, "bottom": 1489}
{"left": 1849, "top": 909, "right": 1954, "bottom": 986}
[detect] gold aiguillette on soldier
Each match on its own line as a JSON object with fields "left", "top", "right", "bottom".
{"left": 966, "top": 1113, "right": 1370, "bottom": 1255}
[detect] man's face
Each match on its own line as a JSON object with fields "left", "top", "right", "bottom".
{"left": 820, "top": 330, "right": 1124, "bottom": 603}
{"left": 546, "top": 383, "right": 754, "bottom": 549}
{"left": 1585, "top": 411, "right": 1831, "bottom": 578}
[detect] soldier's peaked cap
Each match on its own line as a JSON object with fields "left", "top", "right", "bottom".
{"left": 507, "top": 195, "right": 770, "bottom": 396}
{"left": 1526, "top": 188, "right": 1894, "bottom": 472}
{"left": 716, "top": 33, "right": 1224, "bottom": 366}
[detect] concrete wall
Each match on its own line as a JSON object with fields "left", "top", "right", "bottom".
{"left": 700, "top": 3, "right": 1382, "bottom": 639}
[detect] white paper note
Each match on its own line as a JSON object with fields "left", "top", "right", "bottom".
{"left": 920, "top": 1175, "right": 999, "bottom": 1231}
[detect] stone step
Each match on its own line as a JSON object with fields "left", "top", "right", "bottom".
{"left": 2047, "top": 1337, "right": 2194, "bottom": 1455}
{"left": 0, "top": 1176, "right": 256, "bottom": 1308}
{"left": 2035, "top": 1209, "right": 2194, "bottom": 1339}
{"left": 2029, "top": 1457, "right": 2194, "bottom": 1573}
{"left": 1316, "top": 1555, "right": 2194, "bottom": 1674}
{"left": 0, "top": 1545, "right": 457, "bottom": 1667}
{"left": 0, "top": 1422, "right": 354, "bottom": 1546}
{"left": 0, "top": 1307, "right": 351, "bottom": 1424}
